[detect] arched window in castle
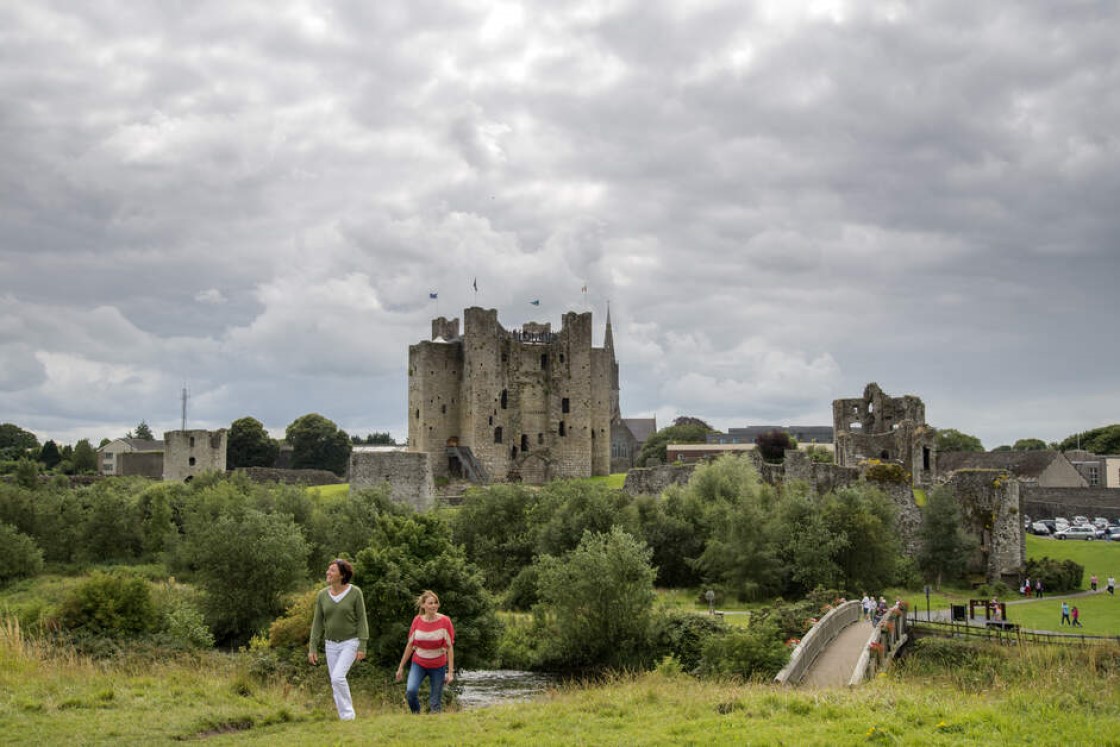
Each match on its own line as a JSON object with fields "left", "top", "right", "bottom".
{"left": 521, "top": 434, "right": 530, "bottom": 452}
{"left": 494, "top": 427, "right": 503, "bottom": 444}
{"left": 415, "top": 409, "right": 420, "bottom": 420}
{"left": 189, "top": 436, "right": 195, "bottom": 448}
{"left": 488, "top": 415, "right": 493, "bottom": 426}
{"left": 559, "top": 421, "right": 566, "bottom": 437}
{"left": 540, "top": 353, "right": 548, "bottom": 369}
{"left": 562, "top": 397, "right": 570, "bottom": 414}
{"left": 537, "top": 433, "right": 543, "bottom": 445}
{"left": 189, "top": 457, "right": 196, "bottom": 466}
{"left": 441, "top": 404, "right": 446, "bottom": 414}
{"left": 500, "top": 390, "right": 508, "bottom": 409}
{"left": 510, "top": 445, "right": 517, "bottom": 458}
{"left": 559, "top": 353, "right": 565, "bottom": 363}
{"left": 923, "top": 447, "right": 931, "bottom": 471}
{"left": 880, "top": 450, "right": 890, "bottom": 460}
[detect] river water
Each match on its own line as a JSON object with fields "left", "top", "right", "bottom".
{"left": 454, "top": 669, "right": 559, "bottom": 710}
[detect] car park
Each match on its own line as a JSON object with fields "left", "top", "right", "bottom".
{"left": 1054, "top": 525, "right": 1097, "bottom": 540}
{"left": 1030, "top": 521, "right": 1052, "bottom": 535}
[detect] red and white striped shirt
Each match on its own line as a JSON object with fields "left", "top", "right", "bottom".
{"left": 408, "top": 614, "right": 455, "bottom": 669}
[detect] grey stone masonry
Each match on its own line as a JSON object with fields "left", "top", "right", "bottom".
{"left": 163, "top": 429, "right": 227, "bottom": 482}
{"left": 409, "top": 306, "right": 615, "bottom": 485}
{"left": 350, "top": 448, "right": 435, "bottom": 511}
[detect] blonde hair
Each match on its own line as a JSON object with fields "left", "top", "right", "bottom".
{"left": 415, "top": 590, "right": 440, "bottom": 610}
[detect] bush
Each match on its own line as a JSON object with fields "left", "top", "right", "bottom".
{"left": 535, "top": 526, "right": 657, "bottom": 670}
{"left": 153, "top": 583, "right": 215, "bottom": 649}
{"left": 502, "top": 565, "right": 541, "bottom": 611}
{"left": 59, "top": 572, "right": 156, "bottom": 636}
{"left": 697, "top": 619, "right": 789, "bottom": 680}
{"left": 864, "top": 462, "right": 911, "bottom": 485}
{"left": 268, "top": 589, "right": 318, "bottom": 650}
{"left": 0, "top": 523, "right": 44, "bottom": 584}
{"left": 1026, "top": 557, "right": 1084, "bottom": 593}
{"left": 650, "top": 611, "right": 727, "bottom": 672}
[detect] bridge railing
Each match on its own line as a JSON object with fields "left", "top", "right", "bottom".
{"left": 774, "top": 600, "right": 861, "bottom": 686}
{"left": 848, "top": 602, "right": 909, "bottom": 686}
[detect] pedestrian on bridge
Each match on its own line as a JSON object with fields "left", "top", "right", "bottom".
{"left": 1060, "top": 601, "right": 1071, "bottom": 626}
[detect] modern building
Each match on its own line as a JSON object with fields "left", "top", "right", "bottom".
{"left": 938, "top": 450, "right": 1088, "bottom": 488}
{"left": 97, "top": 437, "right": 164, "bottom": 477}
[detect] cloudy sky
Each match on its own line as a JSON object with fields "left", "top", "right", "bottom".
{"left": 2, "top": 1, "right": 1117, "bottom": 451}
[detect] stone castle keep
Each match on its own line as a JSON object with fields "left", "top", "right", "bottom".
{"left": 407, "top": 306, "right": 622, "bottom": 484}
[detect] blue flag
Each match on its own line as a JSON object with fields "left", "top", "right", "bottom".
{"left": 429, "top": 292, "right": 438, "bottom": 299}
{"left": 530, "top": 299, "right": 540, "bottom": 306}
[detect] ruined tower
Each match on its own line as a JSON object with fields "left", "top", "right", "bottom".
{"left": 832, "top": 382, "right": 937, "bottom": 486}
{"left": 408, "top": 307, "right": 615, "bottom": 484}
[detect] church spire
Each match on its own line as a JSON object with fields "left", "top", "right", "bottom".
{"left": 604, "top": 301, "right": 614, "bottom": 353}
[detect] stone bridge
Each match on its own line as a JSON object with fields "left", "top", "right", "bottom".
{"left": 774, "top": 600, "right": 910, "bottom": 687}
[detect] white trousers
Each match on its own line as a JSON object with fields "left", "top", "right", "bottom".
{"left": 325, "top": 638, "right": 360, "bottom": 720}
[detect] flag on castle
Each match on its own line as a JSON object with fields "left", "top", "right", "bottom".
{"left": 530, "top": 299, "right": 540, "bottom": 306}
{"left": 429, "top": 292, "right": 438, "bottom": 299}
{"left": 472, "top": 277, "right": 478, "bottom": 292}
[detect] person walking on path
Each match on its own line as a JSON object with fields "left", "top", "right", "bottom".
{"left": 1091, "top": 574, "right": 1098, "bottom": 592}
{"left": 1060, "top": 601, "right": 1071, "bottom": 626}
{"left": 1035, "top": 579, "right": 1044, "bottom": 599}
{"left": 308, "top": 558, "right": 370, "bottom": 721}
{"left": 1109, "top": 577, "right": 1116, "bottom": 596}
{"left": 861, "top": 594, "right": 872, "bottom": 622}
{"left": 1072, "top": 606, "right": 1083, "bottom": 627}
{"left": 396, "top": 590, "right": 455, "bottom": 714}
{"left": 1024, "top": 577, "right": 1032, "bottom": 598}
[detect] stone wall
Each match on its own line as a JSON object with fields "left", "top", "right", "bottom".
{"left": 622, "top": 464, "right": 697, "bottom": 496}
{"left": 350, "top": 450, "right": 434, "bottom": 511}
{"left": 944, "top": 469, "right": 1024, "bottom": 582}
{"left": 118, "top": 452, "right": 164, "bottom": 479}
{"left": 236, "top": 467, "right": 343, "bottom": 485}
{"left": 1021, "top": 487, "right": 1120, "bottom": 521}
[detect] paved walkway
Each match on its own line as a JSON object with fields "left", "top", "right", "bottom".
{"left": 800, "top": 618, "right": 874, "bottom": 688}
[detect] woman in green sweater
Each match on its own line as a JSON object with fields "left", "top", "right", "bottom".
{"left": 308, "top": 558, "right": 370, "bottom": 720}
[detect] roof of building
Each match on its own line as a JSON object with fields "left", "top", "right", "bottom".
{"left": 623, "top": 417, "right": 657, "bottom": 443}
{"left": 98, "top": 438, "right": 165, "bottom": 453}
{"left": 937, "top": 450, "right": 1069, "bottom": 478}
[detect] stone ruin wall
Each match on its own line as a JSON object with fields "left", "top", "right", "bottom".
{"left": 163, "top": 429, "right": 227, "bottom": 482}
{"left": 349, "top": 451, "right": 434, "bottom": 512}
{"left": 236, "top": 467, "right": 343, "bottom": 485}
{"left": 945, "top": 469, "right": 1024, "bottom": 583}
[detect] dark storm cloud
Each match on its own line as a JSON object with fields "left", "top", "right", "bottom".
{"left": 1, "top": 1, "right": 1117, "bottom": 447}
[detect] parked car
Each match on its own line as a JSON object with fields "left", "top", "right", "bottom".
{"left": 1055, "top": 525, "right": 1097, "bottom": 540}
{"left": 1094, "top": 517, "right": 1110, "bottom": 529}
{"left": 1105, "top": 526, "right": 1120, "bottom": 541}
{"left": 1030, "top": 521, "right": 1052, "bottom": 536}
{"left": 1055, "top": 518, "right": 1071, "bottom": 531}
{"left": 1073, "top": 515, "right": 1090, "bottom": 526}
{"left": 1040, "top": 519, "right": 1058, "bottom": 534}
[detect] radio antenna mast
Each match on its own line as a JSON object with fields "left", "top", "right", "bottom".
{"left": 180, "top": 386, "right": 189, "bottom": 432}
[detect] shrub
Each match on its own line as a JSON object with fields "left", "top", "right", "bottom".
{"left": 864, "top": 462, "right": 911, "bottom": 485}
{"left": 535, "top": 527, "right": 657, "bottom": 670}
{"left": 59, "top": 572, "right": 156, "bottom": 636}
{"left": 1025, "top": 557, "right": 1084, "bottom": 594}
{"left": 153, "top": 583, "right": 215, "bottom": 649}
{"left": 698, "top": 619, "right": 789, "bottom": 680}
{"left": 268, "top": 589, "right": 318, "bottom": 650}
{"left": 650, "top": 611, "right": 727, "bottom": 672}
{"left": 0, "top": 523, "right": 44, "bottom": 584}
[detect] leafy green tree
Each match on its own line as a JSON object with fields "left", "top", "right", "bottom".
{"left": 355, "top": 512, "right": 499, "bottom": 669}
{"left": 777, "top": 493, "right": 846, "bottom": 594}
{"left": 451, "top": 484, "right": 539, "bottom": 592}
{"left": 0, "top": 523, "right": 44, "bottom": 583}
{"left": 304, "top": 485, "right": 407, "bottom": 573}
{"left": 633, "top": 488, "right": 707, "bottom": 588}
{"left": 992, "top": 445, "right": 1012, "bottom": 452}
{"left": 78, "top": 480, "right": 144, "bottom": 562}
{"left": 285, "top": 413, "right": 352, "bottom": 476}
{"left": 0, "top": 423, "right": 39, "bottom": 461}
{"left": 531, "top": 479, "right": 639, "bottom": 558}
{"left": 935, "top": 428, "right": 984, "bottom": 453}
{"left": 917, "top": 486, "right": 976, "bottom": 590}
{"left": 227, "top": 416, "right": 280, "bottom": 469}
{"left": 134, "top": 420, "right": 155, "bottom": 440}
{"left": 72, "top": 438, "right": 98, "bottom": 473}
{"left": 1012, "top": 438, "right": 1047, "bottom": 451}
{"left": 821, "top": 485, "right": 900, "bottom": 593}
{"left": 14, "top": 459, "right": 39, "bottom": 489}
{"left": 184, "top": 506, "right": 310, "bottom": 645}
{"left": 755, "top": 430, "right": 794, "bottom": 463}
{"left": 38, "top": 440, "right": 62, "bottom": 470}
{"left": 535, "top": 526, "right": 657, "bottom": 670}
{"left": 1058, "top": 425, "right": 1120, "bottom": 454}
{"left": 637, "top": 419, "right": 716, "bottom": 466}
{"left": 351, "top": 432, "right": 396, "bottom": 445}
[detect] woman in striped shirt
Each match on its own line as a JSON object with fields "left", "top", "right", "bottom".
{"left": 395, "top": 590, "right": 455, "bottom": 713}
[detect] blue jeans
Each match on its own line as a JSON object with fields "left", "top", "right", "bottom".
{"left": 405, "top": 662, "right": 446, "bottom": 713}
